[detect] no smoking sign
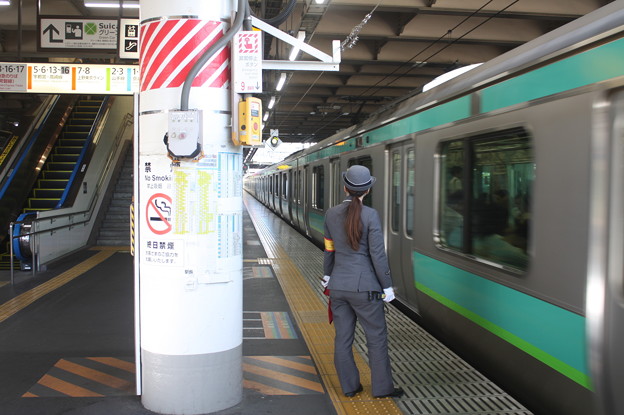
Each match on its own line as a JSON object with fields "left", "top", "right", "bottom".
{"left": 146, "top": 193, "right": 173, "bottom": 235}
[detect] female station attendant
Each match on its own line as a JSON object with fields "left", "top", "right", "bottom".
{"left": 322, "top": 165, "right": 404, "bottom": 399}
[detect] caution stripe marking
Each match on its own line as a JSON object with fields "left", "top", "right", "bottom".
{"left": 243, "top": 356, "right": 324, "bottom": 395}
{"left": 24, "top": 356, "right": 322, "bottom": 398}
{"left": 23, "top": 357, "right": 135, "bottom": 398}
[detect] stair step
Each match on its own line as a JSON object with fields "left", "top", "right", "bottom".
{"left": 42, "top": 170, "right": 71, "bottom": 180}
{"left": 28, "top": 198, "right": 60, "bottom": 209}
{"left": 33, "top": 188, "right": 64, "bottom": 198}
{"left": 37, "top": 179, "right": 69, "bottom": 189}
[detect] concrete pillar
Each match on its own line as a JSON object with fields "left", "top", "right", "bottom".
{"left": 137, "top": 0, "right": 243, "bottom": 413}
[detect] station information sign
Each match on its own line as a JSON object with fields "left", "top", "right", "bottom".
{"left": 40, "top": 17, "right": 119, "bottom": 51}
{"left": 0, "top": 62, "right": 139, "bottom": 94}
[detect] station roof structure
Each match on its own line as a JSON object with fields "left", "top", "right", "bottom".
{"left": 0, "top": 0, "right": 613, "bottom": 149}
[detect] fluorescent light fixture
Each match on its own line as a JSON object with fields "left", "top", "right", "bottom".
{"left": 84, "top": 0, "right": 139, "bottom": 8}
{"left": 263, "top": 112, "right": 269, "bottom": 122}
{"left": 0, "top": 0, "right": 10, "bottom": 5}
{"left": 289, "top": 31, "right": 306, "bottom": 61}
{"left": 315, "top": 0, "right": 326, "bottom": 3}
{"left": 268, "top": 97, "right": 276, "bottom": 109}
{"left": 276, "top": 73, "right": 287, "bottom": 91}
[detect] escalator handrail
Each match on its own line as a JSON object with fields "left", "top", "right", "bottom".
{"left": 55, "top": 96, "right": 110, "bottom": 209}
{"left": 0, "top": 96, "right": 61, "bottom": 201}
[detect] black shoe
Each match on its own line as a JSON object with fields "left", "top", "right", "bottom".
{"left": 374, "top": 387, "right": 404, "bottom": 398}
{"left": 344, "top": 384, "right": 363, "bottom": 397}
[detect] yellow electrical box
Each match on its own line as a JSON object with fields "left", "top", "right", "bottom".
{"left": 237, "top": 97, "right": 262, "bottom": 146}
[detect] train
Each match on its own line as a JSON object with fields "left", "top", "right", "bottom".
{"left": 244, "top": 3, "right": 624, "bottom": 415}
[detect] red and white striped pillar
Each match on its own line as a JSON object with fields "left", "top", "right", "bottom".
{"left": 137, "top": 1, "right": 242, "bottom": 413}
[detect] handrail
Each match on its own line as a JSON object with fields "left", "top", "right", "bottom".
{"left": 0, "top": 96, "right": 63, "bottom": 200}
{"left": 55, "top": 96, "right": 111, "bottom": 209}
{"left": 8, "top": 112, "right": 134, "bottom": 282}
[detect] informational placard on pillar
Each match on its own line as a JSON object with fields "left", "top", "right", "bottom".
{"left": 139, "top": 152, "right": 242, "bottom": 284}
{"left": 232, "top": 31, "right": 262, "bottom": 93}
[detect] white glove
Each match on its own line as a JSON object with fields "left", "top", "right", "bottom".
{"left": 383, "top": 287, "right": 395, "bottom": 302}
{"left": 321, "top": 275, "right": 330, "bottom": 288}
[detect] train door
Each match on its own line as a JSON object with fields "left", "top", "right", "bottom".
{"left": 588, "top": 89, "right": 624, "bottom": 415}
{"left": 302, "top": 165, "right": 311, "bottom": 236}
{"left": 386, "top": 142, "right": 418, "bottom": 308}
{"left": 288, "top": 169, "right": 295, "bottom": 224}
{"left": 330, "top": 158, "right": 341, "bottom": 207}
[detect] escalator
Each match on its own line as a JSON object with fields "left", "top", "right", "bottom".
{"left": 24, "top": 97, "right": 104, "bottom": 212}
{"left": 0, "top": 96, "right": 109, "bottom": 270}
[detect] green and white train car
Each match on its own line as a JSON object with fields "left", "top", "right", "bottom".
{"left": 244, "top": 3, "right": 624, "bottom": 414}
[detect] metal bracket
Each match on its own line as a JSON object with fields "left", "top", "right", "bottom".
{"left": 251, "top": 16, "right": 341, "bottom": 71}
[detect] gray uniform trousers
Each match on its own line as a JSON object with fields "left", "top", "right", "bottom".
{"left": 330, "top": 289, "right": 394, "bottom": 396}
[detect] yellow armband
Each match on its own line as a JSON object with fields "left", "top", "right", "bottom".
{"left": 324, "top": 237, "right": 335, "bottom": 252}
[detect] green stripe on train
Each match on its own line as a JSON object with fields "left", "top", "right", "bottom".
{"left": 310, "top": 211, "right": 324, "bottom": 234}
{"left": 413, "top": 252, "right": 590, "bottom": 389}
{"left": 303, "top": 37, "right": 624, "bottom": 164}
{"left": 481, "top": 37, "right": 624, "bottom": 112}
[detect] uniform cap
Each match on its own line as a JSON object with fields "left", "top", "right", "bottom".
{"left": 342, "top": 165, "right": 376, "bottom": 191}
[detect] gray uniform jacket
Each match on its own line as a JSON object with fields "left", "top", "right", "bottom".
{"left": 323, "top": 197, "right": 393, "bottom": 292}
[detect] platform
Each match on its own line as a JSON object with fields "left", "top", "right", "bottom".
{"left": 0, "top": 192, "right": 533, "bottom": 414}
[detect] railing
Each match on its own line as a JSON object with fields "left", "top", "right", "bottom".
{"left": 8, "top": 112, "right": 134, "bottom": 284}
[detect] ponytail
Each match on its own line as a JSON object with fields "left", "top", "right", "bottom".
{"left": 345, "top": 190, "right": 366, "bottom": 250}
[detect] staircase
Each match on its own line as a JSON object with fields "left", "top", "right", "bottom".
{"left": 24, "top": 97, "right": 104, "bottom": 212}
{"left": 96, "top": 147, "right": 133, "bottom": 246}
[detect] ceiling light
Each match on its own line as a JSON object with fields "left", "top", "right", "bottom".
{"left": 289, "top": 31, "right": 306, "bottom": 61}
{"left": 0, "top": 0, "right": 10, "bottom": 5}
{"left": 84, "top": 0, "right": 139, "bottom": 8}
{"left": 275, "top": 73, "right": 287, "bottom": 91}
{"left": 315, "top": 0, "right": 326, "bottom": 3}
{"left": 263, "top": 112, "right": 269, "bottom": 122}
{"left": 268, "top": 97, "right": 276, "bottom": 109}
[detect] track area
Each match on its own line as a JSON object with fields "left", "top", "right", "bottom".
{"left": 244, "top": 193, "right": 533, "bottom": 415}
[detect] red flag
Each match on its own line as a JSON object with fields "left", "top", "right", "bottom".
{"left": 323, "top": 288, "right": 333, "bottom": 324}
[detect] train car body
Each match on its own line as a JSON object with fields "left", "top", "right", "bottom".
{"left": 244, "top": 3, "right": 624, "bottom": 415}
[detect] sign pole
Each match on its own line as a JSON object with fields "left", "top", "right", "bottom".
{"left": 138, "top": 0, "right": 243, "bottom": 413}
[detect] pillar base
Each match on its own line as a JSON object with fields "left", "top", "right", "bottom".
{"left": 141, "top": 345, "right": 242, "bottom": 415}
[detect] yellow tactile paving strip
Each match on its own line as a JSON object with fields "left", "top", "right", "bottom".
{"left": 0, "top": 250, "right": 116, "bottom": 324}
{"left": 245, "top": 198, "right": 403, "bottom": 415}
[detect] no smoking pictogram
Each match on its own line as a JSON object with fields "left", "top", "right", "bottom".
{"left": 146, "top": 193, "right": 172, "bottom": 235}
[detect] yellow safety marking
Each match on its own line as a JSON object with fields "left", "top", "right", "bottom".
{"left": 245, "top": 198, "right": 403, "bottom": 415}
{"left": 0, "top": 250, "right": 116, "bottom": 324}
{"left": 243, "top": 362, "right": 325, "bottom": 393}
{"left": 56, "top": 359, "right": 133, "bottom": 390}
{"left": 249, "top": 356, "right": 318, "bottom": 375}
{"left": 243, "top": 379, "right": 296, "bottom": 395}
{"left": 91, "top": 246, "right": 131, "bottom": 252}
{"left": 38, "top": 374, "right": 103, "bottom": 397}
{"left": 0, "top": 282, "right": 9, "bottom": 288}
{"left": 87, "top": 357, "right": 135, "bottom": 373}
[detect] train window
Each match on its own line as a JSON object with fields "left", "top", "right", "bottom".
{"left": 391, "top": 151, "right": 401, "bottom": 232}
{"left": 312, "top": 165, "right": 325, "bottom": 210}
{"left": 348, "top": 156, "right": 373, "bottom": 207}
{"left": 439, "top": 128, "right": 533, "bottom": 271}
{"left": 406, "top": 148, "right": 415, "bottom": 237}
{"left": 282, "top": 172, "right": 288, "bottom": 200}
{"left": 298, "top": 170, "right": 304, "bottom": 204}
